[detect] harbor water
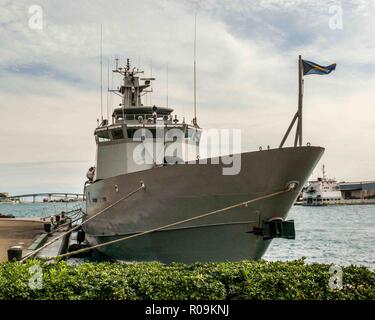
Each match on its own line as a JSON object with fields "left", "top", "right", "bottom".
{"left": 264, "top": 205, "right": 374, "bottom": 269}
{"left": 0, "top": 202, "right": 84, "bottom": 218}
{"left": 0, "top": 203, "right": 373, "bottom": 268}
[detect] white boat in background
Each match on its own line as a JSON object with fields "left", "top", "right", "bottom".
{"left": 302, "top": 165, "right": 375, "bottom": 206}
{"left": 302, "top": 179, "right": 341, "bottom": 206}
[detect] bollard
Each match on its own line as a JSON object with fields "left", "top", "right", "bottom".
{"left": 77, "top": 229, "right": 86, "bottom": 244}
{"left": 8, "top": 246, "right": 23, "bottom": 262}
{"left": 60, "top": 213, "right": 66, "bottom": 223}
{"left": 44, "top": 222, "right": 52, "bottom": 233}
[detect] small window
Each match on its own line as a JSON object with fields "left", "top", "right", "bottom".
{"left": 185, "top": 128, "right": 202, "bottom": 142}
{"left": 185, "top": 128, "right": 192, "bottom": 139}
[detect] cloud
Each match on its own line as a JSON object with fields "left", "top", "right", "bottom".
{"left": 0, "top": 160, "right": 91, "bottom": 194}
{"left": 0, "top": 0, "right": 374, "bottom": 193}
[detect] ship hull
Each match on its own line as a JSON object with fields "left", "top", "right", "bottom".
{"left": 84, "top": 146, "right": 324, "bottom": 263}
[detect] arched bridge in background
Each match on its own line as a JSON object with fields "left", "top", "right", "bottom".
{"left": 5, "top": 193, "right": 84, "bottom": 203}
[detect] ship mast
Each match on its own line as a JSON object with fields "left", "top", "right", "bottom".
{"left": 105, "top": 58, "right": 160, "bottom": 126}
{"left": 109, "top": 58, "right": 154, "bottom": 110}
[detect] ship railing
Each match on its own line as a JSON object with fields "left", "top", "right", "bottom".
{"left": 115, "top": 113, "right": 174, "bottom": 124}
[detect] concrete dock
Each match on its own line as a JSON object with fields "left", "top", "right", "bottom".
{"left": 0, "top": 218, "right": 44, "bottom": 262}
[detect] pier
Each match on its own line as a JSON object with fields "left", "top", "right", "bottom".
{"left": 0, "top": 207, "right": 85, "bottom": 262}
{"left": 0, "top": 218, "right": 44, "bottom": 262}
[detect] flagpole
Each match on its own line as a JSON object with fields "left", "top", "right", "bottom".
{"left": 298, "top": 55, "right": 303, "bottom": 147}
{"left": 280, "top": 56, "right": 334, "bottom": 148}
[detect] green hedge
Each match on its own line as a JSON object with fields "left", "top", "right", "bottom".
{"left": 0, "top": 259, "right": 374, "bottom": 300}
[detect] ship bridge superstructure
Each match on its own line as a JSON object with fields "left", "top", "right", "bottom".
{"left": 94, "top": 59, "right": 201, "bottom": 180}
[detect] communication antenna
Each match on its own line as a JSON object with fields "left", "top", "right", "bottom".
{"left": 193, "top": 12, "right": 198, "bottom": 126}
{"left": 150, "top": 59, "right": 153, "bottom": 105}
{"left": 107, "top": 57, "right": 110, "bottom": 120}
{"left": 110, "top": 59, "right": 115, "bottom": 123}
{"left": 193, "top": 11, "right": 200, "bottom": 160}
{"left": 100, "top": 24, "right": 103, "bottom": 122}
{"left": 166, "top": 62, "right": 169, "bottom": 108}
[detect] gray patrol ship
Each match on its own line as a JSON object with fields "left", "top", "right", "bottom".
{"left": 83, "top": 59, "right": 324, "bottom": 263}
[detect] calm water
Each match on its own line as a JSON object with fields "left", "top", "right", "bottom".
{"left": 264, "top": 205, "right": 375, "bottom": 269}
{"left": 0, "top": 202, "right": 84, "bottom": 218}
{"left": 1, "top": 202, "right": 374, "bottom": 268}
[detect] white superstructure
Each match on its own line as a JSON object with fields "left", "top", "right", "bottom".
{"left": 93, "top": 59, "right": 201, "bottom": 181}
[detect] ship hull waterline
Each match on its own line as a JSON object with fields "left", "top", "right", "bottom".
{"left": 84, "top": 146, "right": 324, "bottom": 264}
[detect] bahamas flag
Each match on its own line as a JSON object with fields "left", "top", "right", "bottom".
{"left": 302, "top": 60, "right": 336, "bottom": 76}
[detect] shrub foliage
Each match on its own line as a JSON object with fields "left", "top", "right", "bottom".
{"left": 0, "top": 259, "right": 373, "bottom": 300}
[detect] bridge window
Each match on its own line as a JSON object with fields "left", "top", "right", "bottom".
{"left": 148, "top": 129, "right": 156, "bottom": 138}
{"left": 111, "top": 128, "right": 124, "bottom": 140}
{"left": 97, "top": 130, "right": 110, "bottom": 142}
{"left": 127, "top": 129, "right": 136, "bottom": 139}
{"left": 128, "top": 128, "right": 156, "bottom": 139}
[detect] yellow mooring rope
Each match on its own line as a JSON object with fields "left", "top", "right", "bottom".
{"left": 52, "top": 183, "right": 296, "bottom": 260}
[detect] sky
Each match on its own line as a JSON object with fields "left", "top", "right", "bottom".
{"left": 0, "top": 0, "right": 374, "bottom": 194}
